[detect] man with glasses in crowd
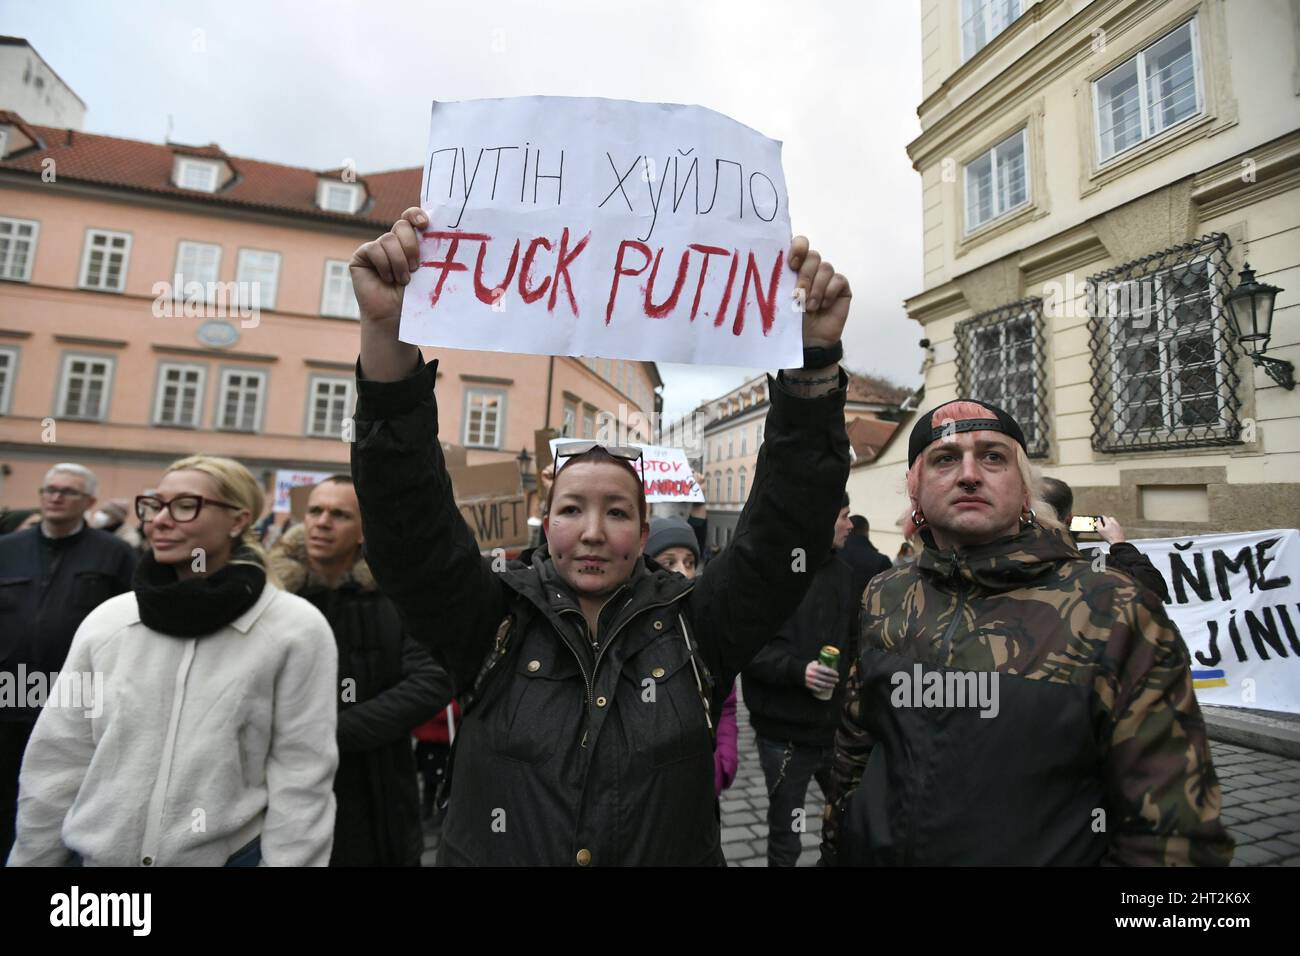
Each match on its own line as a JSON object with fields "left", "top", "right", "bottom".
{"left": 0, "top": 463, "right": 137, "bottom": 860}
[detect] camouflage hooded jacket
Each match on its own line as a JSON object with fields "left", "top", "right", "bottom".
{"left": 822, "top": 523, "right": 1233, "bottom": 866}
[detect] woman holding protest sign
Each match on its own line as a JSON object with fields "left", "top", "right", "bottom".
{"left": 347, "top": 206, "right": 851, "bottom": 865}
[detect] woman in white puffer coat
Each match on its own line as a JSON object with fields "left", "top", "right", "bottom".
{"left": 7, "top": 455, "right": 338, "bottom": 867}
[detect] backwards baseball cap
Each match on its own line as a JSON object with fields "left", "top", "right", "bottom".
{"left": 907, "top": 398, "right": 1027, "bottom": 468}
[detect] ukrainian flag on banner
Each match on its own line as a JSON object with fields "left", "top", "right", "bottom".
{"left": 1193, "top": 669, "right": 1228, "bottom": 690}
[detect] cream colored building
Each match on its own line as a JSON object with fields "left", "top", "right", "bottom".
{"left": 663, "top": 372, "right": 905, "bottom": 548}
{"left": 850, "top": 0, "right": 1300, "bottom": 556}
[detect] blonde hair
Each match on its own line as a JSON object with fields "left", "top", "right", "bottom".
{"left": 900, "top": 402, "right": 1062, "bottom": 541}
{"left": 163, "top": 454, "right": 279, "bottom": 585}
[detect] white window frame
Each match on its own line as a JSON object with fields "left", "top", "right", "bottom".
{"left": 0, "top": 346, "right": 18, "bottom": 415}
{"left": 1102, "top": 255, "right": 1230, "bottom": 438}
{"left": 235, "top": 248, "right": 281, "bottom": 311}
{"left": 726, "top": 469, "right": 734, "bottom": 504}
{"left": 582, "top": 406, "right": 596, "bottom": 439}
{"left": 0, "top": 216, "right": 40, "bottom": 281}
{"left": 738, "top": 467, "right": 747, "bottom": 501}
{"left": 176, "top": 158, "right": 221, "bottom": 193}
{"left": 306, "top": 375, "right": 355, "bottom": 438}
{"left": 1092, "top": 18, "right": 1204, "bottom": 165}
{"left": 561, "top": 400, "right": 578, "bottom": 438}
{"left": 57, "top": 352, "right": 115, "bottom": 420}
{"left": 320, "top": 259, "right": 360, "bottom": 319}
{"left": 216, "top": 367, "right": 268, "bottom": 432}
{"left": 152, "top": 362, "right": 207, "bottom": 428}
{"left": 318, "top": 181, "right": 362, "bottom": 214}
{"left": 964, "top": 128, "right": 1030, "bottom": 234}
{"left": 78, "top": 229, "right": 132, "bottom": 293}
{"left": 0, "top": 129, "right": 8, "bottom": 158}
{"left": 463, "top": 387, "right": 507, "bottom": 449}
{"left": 961, "top": 0, "right": 1024, "bottom": 62}
{"left": 174, "top": 240, "right": 223, "bottom": 299}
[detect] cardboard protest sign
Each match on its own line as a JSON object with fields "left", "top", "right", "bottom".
{"left": 549, "top": 439, "right": 703, "bottom": 504}
{"left": 1100, "top": 529, "right": 1300, "bottom": 714}
{"left": 449, "top": 461, "right": 529, "bottom": 551}
{"left": 273, "top": 470, "right": 334, "bottom": 513}
{"left": 401, "top": 96, "right": 800, "bottom": 369}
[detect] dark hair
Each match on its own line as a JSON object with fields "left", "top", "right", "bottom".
{"left": 1039, "top": 477, "right": 1073, "bottom": 524}
{"left": 841, "top": 492, "right": 850, "bottom": 509}
{"left": 319, "top": 474, "right": 354, "bottom": 486}
{"left": 545, "top": 447, "right": 647, "bottom": 524}
{"left": 850, "top": 514, "right": 869, "bottom": 535}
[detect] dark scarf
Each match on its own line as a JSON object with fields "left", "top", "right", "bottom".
{"left": 133, "top": 544, "right": 267, "bottom": 637}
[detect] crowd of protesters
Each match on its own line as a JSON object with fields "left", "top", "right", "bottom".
{"left": 0, "top": 207, "right": 1233, "bottom": 867}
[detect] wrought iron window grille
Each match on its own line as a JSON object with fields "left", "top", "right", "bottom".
{"left": 1086, "top": 233, "right": 1243, "bottom": 453}
{"left": 954, "top": 296, "right": 1050, "bottom": 458}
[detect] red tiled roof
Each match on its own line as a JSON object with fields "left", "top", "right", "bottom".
{"left": 846, "top": 416, "right": 900, "bottom": 463}
{"left": 846, "top": 372, "right": 911, "bottom": 406}
{"left": 0, "top": 114, "right": 421, "bottom": 228}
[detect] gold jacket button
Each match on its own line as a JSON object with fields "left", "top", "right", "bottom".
{"left": 527, "top": 659, "right": 541, "bottom": 672}
{"left": 651, "top": 667, "right": 666, "bottom": 679}
{"left": 576, "top": 848, "right": 592, "bottom": 866}
{"left": 595, "top": 696, "right": 608, "bottom": 707}
{"left": 142, "top": 856, "right": 153, "bottom": 866}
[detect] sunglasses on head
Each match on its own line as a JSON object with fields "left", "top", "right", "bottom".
{"left": 554, "top": 441, "right": 646, "bottom": 482}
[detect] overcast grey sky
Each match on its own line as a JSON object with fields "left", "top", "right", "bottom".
{"left": 3, "top": 0, "right": 924, "bottom": 424}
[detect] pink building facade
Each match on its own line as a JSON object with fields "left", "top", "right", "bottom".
{"left": 0, "top": 115, "right": 659, "bottom": 520}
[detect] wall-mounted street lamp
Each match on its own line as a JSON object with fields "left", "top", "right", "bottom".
{"left": 1226, "top": 263, "right": 1293, "bottom": 390}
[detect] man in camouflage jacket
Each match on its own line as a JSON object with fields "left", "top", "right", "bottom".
{"left": 821, "top": 399, "right": 1232, "bottom": 866}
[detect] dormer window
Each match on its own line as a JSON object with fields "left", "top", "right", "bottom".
{"left": 318, "top": 180, "right": 363, "bottom": 214}
{"left": 176, "top": 158, "right": 221, "bottom": 193}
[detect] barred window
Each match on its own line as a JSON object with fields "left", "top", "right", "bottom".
{"left": 1086, "top": 234, "right": 1241, "bottom": 452}
{"left": 954, "top": 297, "right": 1049, "bottom": 457}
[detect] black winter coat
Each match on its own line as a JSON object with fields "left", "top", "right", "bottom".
{"left": 0, "top": 524, "right": 136, "bottom": 721}
{"left": 1077, "top": 541, "right": 1171, "bottom": 603}
{"left": 839, "top": 535, "right": 893, "bottom": 600}
{"left": 270, "top": 527, "right": 451, "bottom": 866}
{"left": 741, "top": 554, "right": 858, "bottom": 747}
{"left": 351, "top": 356, "right": 850, "bottom": 866}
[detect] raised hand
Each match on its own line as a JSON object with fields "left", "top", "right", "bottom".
{"left": 789, "top": 235, "right": 852, "bottom": 348}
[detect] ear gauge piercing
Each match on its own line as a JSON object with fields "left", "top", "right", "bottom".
{"left": 1020, "top": 509, "right": 1037, "bottom": 527}
{"left": 911, "top": 509, "right": 927, "bottom": 528}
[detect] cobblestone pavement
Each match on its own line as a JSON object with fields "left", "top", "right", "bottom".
{"left": 422, "top": 696, "right": 1300, "bottom": 866}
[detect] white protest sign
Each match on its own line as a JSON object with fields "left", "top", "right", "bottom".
{"left": 549, "top": 439, "right": 703, "bottom": 504}
{"left": 400, "top": 96, "right": 801, "bottom": 369}
{"left": 1100, "top": 529, "right": 1300, "bottom": 714}
{"left": 273, "top": 470, "right": 333, "bottom": 513}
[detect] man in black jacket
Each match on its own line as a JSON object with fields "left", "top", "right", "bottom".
{"left": 742, "top": 496, "right": 857, "bottom": 866}
{"left": 840, "top": 513, "right": 893, "bottom": 600}
{"left": 269, "top": 477, "right": 450, "bottom": 866}
{"left": 0, "top": 463, "right": 136, "bottom": 860}
{"left": 1039, "top": 477, "right": 1170, "bottom": 602}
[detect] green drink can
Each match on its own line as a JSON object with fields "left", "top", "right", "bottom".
{"left": 813, "top": 645, "right": 840, "bottom": 700}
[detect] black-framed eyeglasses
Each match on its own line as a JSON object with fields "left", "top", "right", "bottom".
{"left": 38, "top": 486, "right": 89, "bottom": 499}
{"left": 554, "top": 441, "right": 646, "bottom": 483}
{"left": 135, "top": 494, "right": 241, "bottom": 524}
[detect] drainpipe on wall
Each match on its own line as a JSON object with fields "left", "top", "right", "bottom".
{"left": 544, "top": 356, "right": 555, "bottom": 429}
